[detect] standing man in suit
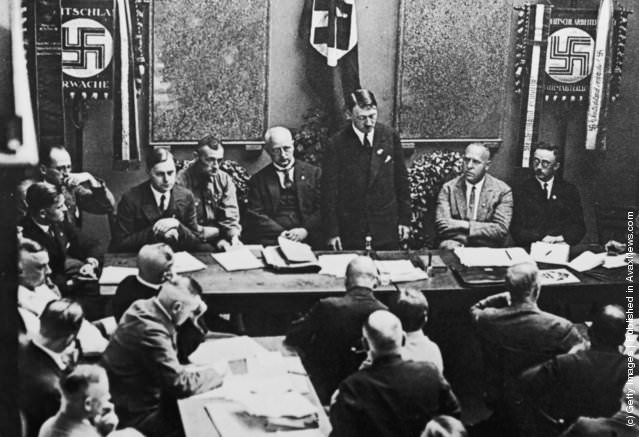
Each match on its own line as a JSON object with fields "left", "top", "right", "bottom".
{"left": 435, "top": 143, "right": 513, "bottom": 248}
{"left": 102, "top": 276, "right": 225, "bottom": 437}
{"left": 176, "top": 135, "right": 242, "bottom": 251}
{"left": 112, "top": 148, "right": 203, "bottom": 252}
{"left": 246, "top": 126, "right": 322, "bottom": 246}
{"left": 19, "top": 299, "right": 84, "bottom": 437}
{"left": 20, "top": 182, "right": 102, "bottom": 294}
{"left": 322, "top": 89, "right": 411, "bottom": 250}
{"left": 511, "top": 142, "right": 586, "bottom": 248}
{"left": 285, "top": 256, "right": 387, "bottom": 404}
{"left": 329, "top": 310, "right": 461, "bottom": 437}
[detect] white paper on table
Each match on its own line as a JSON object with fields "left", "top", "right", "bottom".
{"left": 277, "top": 237, "right": 317, "bottom": 263}
{"left": 567, "top": 251, "right": 606, "bottom": 272}
{"left": 211, "top": 248, "right": 263, "bottom": 271}
{"left": 530, "top": 242, "right": 570, "bottom": 265}
{"left": 374, "top": 260, "right": 428, "bottom": 283}
{"left": 98, "top": 266, "right": 138, "bottom": 285}
{"left": 453, "top": 247, "right": 532, "bottom": 267}
{"left": 318, "top": 253, "right": 358, "bottom": 277}
{"left": 234, "top": 390, "right": 318, "bottom": 418}
{"left": 188, "top": 336, "right": 269, "bottom": 365}
{"left": 539, "top": 268, "right": 580, "bottom": 285}
{"left": 603, "top": 254, "right": 629, "bottom": 269}
{"left": 172, "top": 251, "right": 207, "bottom": 273}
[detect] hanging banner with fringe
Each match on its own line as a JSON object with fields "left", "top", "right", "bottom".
{"left": 60, "top": 1, "right": 115, "bottom": 100}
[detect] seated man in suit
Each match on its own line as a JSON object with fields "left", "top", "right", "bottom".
{"left": 285, "top": 256, "right": 387, "bottom": 404}
{"left": 111, "top": 243, "right": 206, "bottom": 362}
{"left": 111, "top": 148, "right": 203, "bottom": 252}
{"left": 511, "top": 142, "right": 585, "bottom": 248}
{"left": 19, "top": 299, "right": 84, "bottom": 437}
{"left": 470, "top": 262, "right": 583, "bottom": 419}
{"left": 17, "top": 145, "right": 115, "bottom": 228}
{"left": 435, "top": 143, "right": 513, "bottom": 249}
{"left": 518, "top": 305, "right": 628, "bottom": 436}
{"left": 102, "top": 276, "right": 225, "bottom": 437}
{"left": 559, "top": 378, "right": 638, "bottom": 437}
{"left": 39, "top": 364, "right": 142, "bottom": 437}
{"left": 20, "top": 182, "right": 102, "bottom": 294}
{"left": 322, "top": 89, "right": 411, "bottom": 250}
{"left": 246, "top": 126, "right": 321, "bottom": 247}
{"left": 330, "top": 310, "right": 461, "bottom": 437}
{"left": 176, "top": 135, "right": 242, "bottom": 251}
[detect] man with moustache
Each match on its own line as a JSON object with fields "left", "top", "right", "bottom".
{"left": 435, "top": 143, "right": 513, "bottom": 248}
{"left": 511, "top": 142, "right": 585, "bottom": 248}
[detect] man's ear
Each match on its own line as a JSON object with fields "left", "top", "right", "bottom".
{"left": 192, "top": 151, "right": 198, "bottom": 160}
{"left": 345, "top": 109, "right": 353, "bottom": 120}
{"left": 553, "top": 161, "right": 561, "bottom": 171}
{"left": 171, "top": 301, "right": 183, "bottom": 316}
{"left": 38, "top": 164, "right": 48, "bottom": 177}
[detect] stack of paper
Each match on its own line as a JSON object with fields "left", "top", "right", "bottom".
{"left": 318, "top": 253, "right": 358, "bottom": 277}
{"left": 212, "top": 249, "right": 263, "bottom": 271}
{"left": 99, "top": 266, "right": 138, "bottom": 285}
{"left": 567, "top": 251, "right": 606, "bottom": 272}
{"left": 530, "top": 242, "right": 570, "bottom": 265}
{"left": 188, "top": 336, "right": 269, "bottom": 366}
{"left": 173, "top": 251, "right": 208, "bottom": 273}
{"left": 277, "top": 237, "right": 316, "bottom": 263}
{"left": 374, "top": 260, "right": 428, "bottom": 283}
{"left": 454, "top": 247, "right": 532, "bottom": 267}
{"left": 603, "top": 254, "right": 629, "bottom": 269}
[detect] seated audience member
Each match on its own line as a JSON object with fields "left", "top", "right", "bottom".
{"left": 518, "top": 305, "right": 628, "bottom": 436}
{"left": 421, "top": 415, "right": 468, "bottom": 437}
{"left": 111, "top": 243, "right": 206, "bottom": 362}
{"left": 511, "top": 142, "right": 585, "bottom": 248}
{"left": 17, "top": 238, "right": 107, "bottom": 355}
{"left": 285, "top": 256, "right": 386, "bottom": 404}
{"left": 176, "top": 135, "right": 242, "bottom": 250}
{"left": 102, "top": 276, "right": 225, "bottom": 437}
{"left": 435, "top": 143, "right": 513, "bottom": 249}
{"left": 389, "top": 288, "right": 443, "bottom": 372}
{"left": 470, "top": 262, "right": 583, "bottom": 406}
{"left": 559, "top": 378, "right": 639, "bottom": 437}
{"left": 39, "top": 364, "right": 143, "bottom": 437}
{"left": 19, "top": 299, "right": 84, "bottom": 437}
{"left": 17, "top": 145, "right": 115, "bottom": 228}
{"left": 329, "top": 310, "right": 461, "bottom": 437}
{"left": 246, "top": 126, "right": 322, "bottom": 247}
{"left": 20, "top": 182, "right": 102, "bottom": 295}
{"left": 111, "top": 148, "right": 203, "bottom": 252}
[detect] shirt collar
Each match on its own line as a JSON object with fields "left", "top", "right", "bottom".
{"left": 136, "top": 275, "right": 162, "bottom": 291}
{"left": 149, "top": 185, "right": 171, "bottom": 208}
{"left": 32, "top": 338, "right": 68, "bottom": 370}
{"left": 352, "top": 125, "right": 374, "bottom": 147}
{"left": 152, "top": 297, "right": 175, "bottom": 326}
{"left": 273, "top": 160, "right": 295, "bottom": 172}
{"left": 406, "top": 330, "right": 426, "bottom": 341}
{"left": 32, "top": 218, "right": 50, "bottom": 234}
{"left": 535, "top": 176, "right": 554, "bottom": 191}
{"left": 466, "top": 176, "right": 485, "bottom": 194}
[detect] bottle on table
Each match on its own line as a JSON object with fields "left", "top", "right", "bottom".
{"left": 364, "top": 235, "right": 373, "bottom": 257}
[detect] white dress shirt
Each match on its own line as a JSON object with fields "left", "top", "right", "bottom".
{"left": 273, "top": 160, "right": 296, "bottom": 190}
{"left": 465, "top": 177, "right": 485, "bottom": 221}
{"left": 150, "top": 185, "right": 171, "bottom": 211}
{"left": 535, "top": 176, "right": 554, "bottom": 199}
{"left": 352, "top": 125, "right": 375, "bottom": 147}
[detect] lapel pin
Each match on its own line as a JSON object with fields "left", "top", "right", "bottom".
{"left": 377, "top": 148, "right": 384, "bottom": 155}
{"left": 301, "top": 175, "right": 306, "bottom": 180}
{"left": 384, "top": 155, "right": 392, "bottom": 163}
{"left": 552, "top": 195, "right": 557, "bottom": 200}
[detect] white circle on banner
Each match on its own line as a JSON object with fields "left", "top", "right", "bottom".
{"left": 545, "top": 28, "right": 595, "bottom": 84}
{"left": 62, "top": 18, "right": 113, "bottom": 79}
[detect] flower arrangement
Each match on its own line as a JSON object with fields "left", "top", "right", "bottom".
{"left": 291, "top": 108, "right": 330, "bottom": 167}
{"left": 408, "top": 150, "right": 464, "bottom": 248}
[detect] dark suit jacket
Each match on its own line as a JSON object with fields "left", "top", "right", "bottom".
{"left": 111, "top": 181, "right": 202, "bottom": 252}
{"left": 559, "top": 413, "right": 639, "bottom": 437}
{"left": 112, "top": 275, "right": 206, "bottom": 363}
{"left": 19, "top": 216, "right": 102, "bottom": 290}
{"left": 435, "top": 174, "right": 513, "bottom": 247}
{"left": 102, "top": 298, "right": 221, "bottom": 433}
{"left": 18, "top": 341, "right": 63, "bottom": 437}
{"left": 330, "top": 354, "right": 461, "bottom": 437}
{"left": 285, "top": 287, "right": 386, "bottom": 404}
{"left": 321, "top": 123, "right": 410, "bottom": 250}
{"left": 246, "top": 160, "right": 321, "bottom": 246}
{"left": 511, "top": 177, "right": 586, "bottom": 247}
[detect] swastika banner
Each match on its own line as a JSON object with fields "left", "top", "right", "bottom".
{"left": 60, "top": 1, "right": 114, "bottom": 100}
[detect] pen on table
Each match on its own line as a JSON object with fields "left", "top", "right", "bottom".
{"left": 428, "top": 253, "right": 432, "bottom": 267}
{"left": 287, "top": 370, "right": 307, "bottom": 376}
{"left": 505, "top": 249, "right": 512, "bottom": 261}
{"left": 544, "top": 250, "right": 553, "bottom": 256}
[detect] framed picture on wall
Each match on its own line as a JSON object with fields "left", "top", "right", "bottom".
{"left": 149, "top": 0, "right": 269, "bottom": 146}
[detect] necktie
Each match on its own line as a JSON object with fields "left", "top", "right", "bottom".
{"left": 363, "top": 134, "right": 371, "bottom": 148}
{"left": 283, "top": 170, "right": 294, "bottom": 189}
{"left": 159, "top": 194, "right": 166, "bottom": 212}
{"left": 467, "top": 186, "right": 476, "bottom": 220}
{"left": 543, "top": 183, "right": 549, "bottom": 200}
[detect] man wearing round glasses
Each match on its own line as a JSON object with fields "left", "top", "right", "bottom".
{"left": 511, "top": 142, "right": 585, "bottom": 248}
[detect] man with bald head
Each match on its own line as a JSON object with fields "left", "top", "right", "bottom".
{"left": 330, "top": 310, "right": 461, "bottom": 437}
{"left": 470, "top": 262, "right": 582, "bottom": 408}
{"left": 103, "top": 276, "right": 225, "bottom": 437}
{"left": 246, "top": 126, "right": 322, "bottom": 246}
{"left": 435, "top": 142, "right": 513, "bottom": 249}
{"left": 285, "top": 256, "right": 386, "bottom": 404}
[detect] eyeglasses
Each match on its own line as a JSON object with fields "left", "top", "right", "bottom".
{"left": 532, "top": 158, "right": 554, "bottom": 169}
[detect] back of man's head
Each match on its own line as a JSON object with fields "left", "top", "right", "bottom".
{"left": 26, "top": 181, "right": 59, "bottom": 215}
{"left": 157, "top": 276, "right": 203, "bottom": 326}
{"left": 589, "top": 304, "right": 626, "bottom": 349}
{"left": 39, "top": 298, "right": 84, "bottom": 345}
{"left": 363, "top": 310, "right": 403, "bottom": 358}
{"left": 505, "top": 262, "right": 540, "bottom": 303}
{"left": 389, "top": 288, "right": 429, "bottom": 332}
{"left": 18, "top": 238, "right": 49, "bottom": 289}
{"left": 59, "top": 364, "right": 106, "bottom": 401}
{"left": 345, "top": 255, "right": 379, "bottom": 290}
{"left": 137, "top": 243, "right": 174, "bottom": 284}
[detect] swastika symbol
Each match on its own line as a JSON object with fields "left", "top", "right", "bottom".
{"left": 63, "top": 27, "right": 107, "bottom": 70}
{"left": 312, "top": 0, "right": 353, "bottom": 50}
{"left": 545, "top": 28, "right": 594, "bottom": 84}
